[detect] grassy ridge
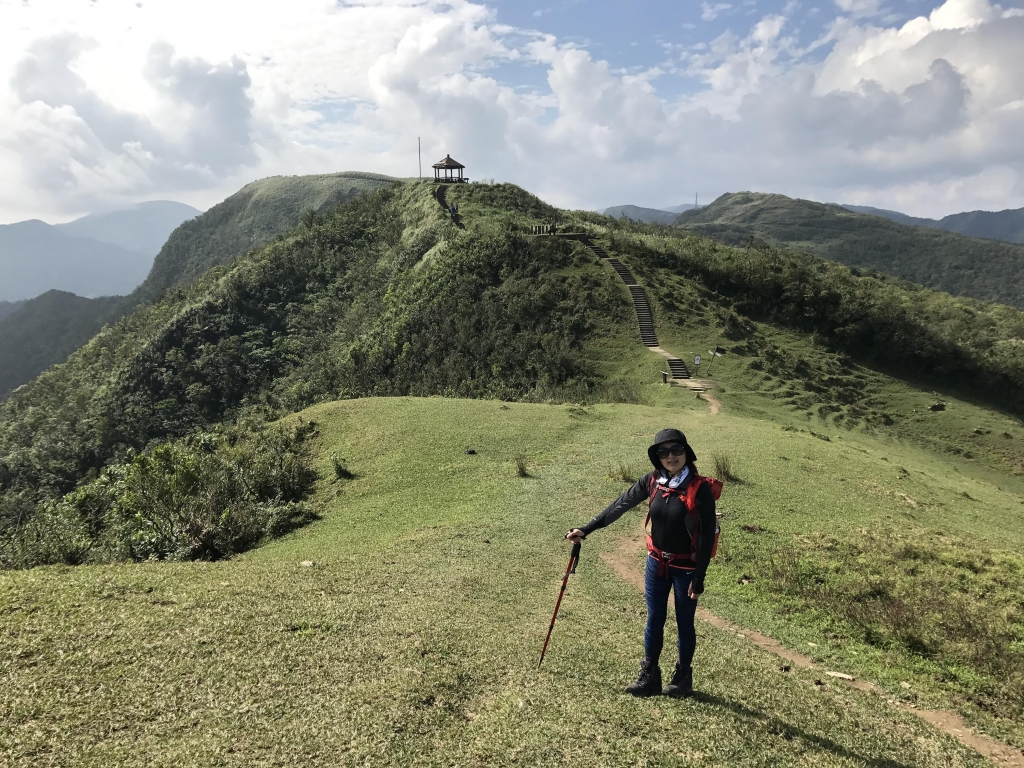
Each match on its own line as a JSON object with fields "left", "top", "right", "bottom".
{"left": 675, "top": 192, "right": 1024, "bottom": 308}
{"left": 136, "top": 172, "right": 398, "bottom": 301}
{"left": 0, "top": 397, "right": 1000, "bottom": 766}
{"left": 0, "top": 182, "right": 631, "bottom": 564}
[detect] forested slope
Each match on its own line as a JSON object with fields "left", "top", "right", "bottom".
{"left": 676, "top": 192, "right": 1024, "bottom": 307}
{"left": 0, "top": 291, "right": 126, "bottom": 398}
{"left": 135, "top": 171, "right": 397, "bottom": 301}
{"left": 0, "top": 172, "right": 396, "bottom": 397}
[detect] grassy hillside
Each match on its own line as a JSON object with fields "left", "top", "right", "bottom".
{"left": 2, "top": 396, "right": 1016, "bottom": 766}
{"left": 841, "top": 204, "right": 939, "bottom": 229}
{"left": 0, "top": 181, "right": 636, "bottom": 565}
{"left": 0, "top": 173, "right": 396, "bottom": 399}
{"left": 6, "top": 179, "right": 1024, "bottom": 759}
{"left": 136, "top": 171, "right": 397, "bottom": 301}
{"left": 676, "top": 192, "right": 1024, "bottom": 308}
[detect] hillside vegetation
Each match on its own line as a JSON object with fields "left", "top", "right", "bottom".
{"left": 843, "top": 203, "right": 1024, "bottom": 244}
{"left": 0, "top": 291, "right": 125, "bottom": 398}
{"left": 5, "top": 179, "right": 1024, "bottom": 760}
{"left": 0, "top": 180, "right": 632, "bottom": 568}
{"left": 676, "top": 192, "right": 1024, "bottom": 308}
{"left": 136, "top": 171, "right": 398, "bottom": 301}
{"left": 602, "top": 204, "right": 679, "bottom": 225}
{"left": 0, "top": 172, "right": 395, "bottom": 398}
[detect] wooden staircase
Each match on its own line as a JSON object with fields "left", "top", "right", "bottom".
{"left": 574, "top": 237, "right": 690, "bottom": 379}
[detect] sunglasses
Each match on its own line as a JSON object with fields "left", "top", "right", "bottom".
{"left": 655, "top": 444, "right": 687, "bottom": 459}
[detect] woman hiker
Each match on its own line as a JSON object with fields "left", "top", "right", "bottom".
{"left": 565, "top": 428, "right": 718, "bottom": 698}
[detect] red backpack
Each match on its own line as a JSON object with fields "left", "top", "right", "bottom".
{"left": 645, "top": 473, "right": 723, "bottom": 572}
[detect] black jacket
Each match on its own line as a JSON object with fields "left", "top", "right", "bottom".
{"left": 580, "top": 465, "right": 716, "bottom": 593}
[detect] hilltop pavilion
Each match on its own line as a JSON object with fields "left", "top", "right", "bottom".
{"left": 433, "top": 154, "right": 468, "bottom": 183}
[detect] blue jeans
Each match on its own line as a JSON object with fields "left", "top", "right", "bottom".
{"left": 644, "top": 555, "right": 698, "bottom": 667}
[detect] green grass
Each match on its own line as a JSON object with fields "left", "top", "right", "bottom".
{"left": 2, "top": 395, "right": 1016, "bottom": 766}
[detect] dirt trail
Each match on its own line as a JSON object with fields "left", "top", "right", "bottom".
{"left": 698, "top": 392, "right": 722, "bottom": 415}
{"left": 600, "top": 530, "right": 1024, "bottom": 768}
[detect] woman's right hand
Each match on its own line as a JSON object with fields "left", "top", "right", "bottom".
{"left": 565, "top": 529, "right": 585, "bottom": 543}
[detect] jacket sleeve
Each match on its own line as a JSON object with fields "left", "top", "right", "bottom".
{"left": 579, "top": 472, "right": 654, "bottom": 536}
{"left": 690, "top": 482, "right": 717, "bottom": 595}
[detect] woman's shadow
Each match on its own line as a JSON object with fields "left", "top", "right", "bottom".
{"left": 687, "top": 690, "right": 919, "bottom": 768}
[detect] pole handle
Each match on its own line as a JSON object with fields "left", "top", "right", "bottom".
{"left": 569, "top": 540, "right": 581, "bottom": 574}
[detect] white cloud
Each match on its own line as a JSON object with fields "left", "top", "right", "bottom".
{"left": 834, "top": 0, "right": 883, "bottom": 18}
{"left": 0, "top": 0, "right": 1022, "bottom": 222}
{"left": 702, "top": 2, "right": 733, "bottom": 21}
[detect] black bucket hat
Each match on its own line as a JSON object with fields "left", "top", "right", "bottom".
{"left": 647, "top": 428, "right": 698, "bottom": 471}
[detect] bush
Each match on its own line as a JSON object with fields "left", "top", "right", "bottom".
{"left": 608, "top": 463, "right": 637, "bottom": 483}
{"left": 1, "top": 419, "right": 319, "bottom": 568}
{"left": 514, "top": 456, "right": 530, "bottom": 478}
{"left": 712, "top": 453, "right": 740, "bottom": 482}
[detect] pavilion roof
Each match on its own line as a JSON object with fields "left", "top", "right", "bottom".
{"left": 432, "top": 154, "right": 465, "bottom": 169}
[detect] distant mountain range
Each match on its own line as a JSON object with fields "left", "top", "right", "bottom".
{"left": 57, "top": 200, "right": 202, "bottom": 256}
{"left": 839, "top": 204, "right": 1024, "bottom": 244}
{"left": 0, "top": 201, "right": 201, "bottom": 302}
{"left": 676, "top": 192, "right": 1024, "bottom": 308}
{"left": 605, "top": 199, "right": 1024, "bottom": 245}
{"left": 602, "top": 203, "right": 695, "bottom": 224}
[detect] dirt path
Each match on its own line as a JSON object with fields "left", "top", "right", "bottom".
{"left": 698, "top": 392, "right": 722, "bottom": 414}
{"left": 600, "top": 530, "right": 1024, "bottom": 768}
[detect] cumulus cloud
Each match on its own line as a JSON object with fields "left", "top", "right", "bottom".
{"left": 0, "top": 0, "right": 1022, "bottom": 221}
{"left": 1, "top": 26, "right": 254, "bottom": 218}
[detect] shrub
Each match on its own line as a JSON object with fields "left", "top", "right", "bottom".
{"left": 331, "top": 455, "right": 355, "bottom": 481}
{"left": 1, "top": 419, "right": 319, "bottom": 568}
{"left": 514, "top": 456, "right": 530, "bottom": 478}
{"left": 712, "top": 453, "right": 740, "bottom": 482}
{"left": 608, "top": 463, "right": 637, "bottom": 483}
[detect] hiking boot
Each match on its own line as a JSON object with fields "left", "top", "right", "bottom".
{"left": 662, "top": 663, "right": 693, "bottom": 698}
{"left": 625, "top": 659, "right": 661, "bottom": 697}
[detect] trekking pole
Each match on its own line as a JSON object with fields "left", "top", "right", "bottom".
{"left": 538, "top": 540, "right": 582, "bottom": 668}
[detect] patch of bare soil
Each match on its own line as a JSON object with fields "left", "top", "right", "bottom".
{"left": 697, "top": 392, "right": 722, "bottom": 415}
{"left": 600, "top": 529, "right": 1024, "bottom": 768}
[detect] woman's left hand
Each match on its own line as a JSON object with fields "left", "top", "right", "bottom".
{"left": 687, "top": 584, "right": 701, "bottom": 600}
